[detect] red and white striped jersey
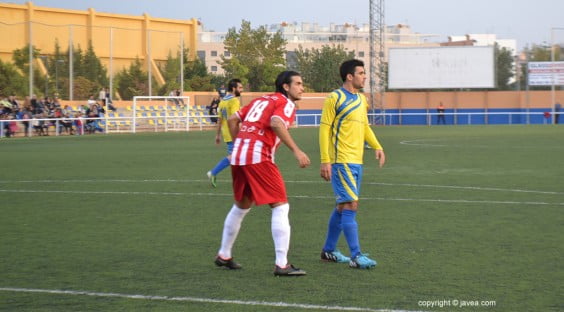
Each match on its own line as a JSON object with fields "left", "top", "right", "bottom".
{"left": 231, "top": 93, "right": 296, "bottom": 166}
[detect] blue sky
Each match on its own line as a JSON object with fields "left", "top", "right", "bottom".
{"left": 7, "top": 0, "right": 564, "bottom": 50}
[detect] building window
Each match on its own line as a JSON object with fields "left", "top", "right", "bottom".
{"left": 197, "top": 50, "right": 206, "bottom": 61}
{"left": 358, "top": 51, "right": 365, "bottom": 57}
{"left": 286, "top": 51, "right": 298, "bottom": 70}
{"left": 211, "top": 50, "right": 218, "bottom": 57}
{"left": 224, "top": 51, "right": 231, "bottom": 57}
{"left": 211, "top": 66, "right": 218, "bottom": 72}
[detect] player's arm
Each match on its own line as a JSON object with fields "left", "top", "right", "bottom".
{"left": 364, "top": 124, "right": 385, "bottom": 168}
{"left": 215, "top": 117, "right": 223, "bottom": 145}
{"left": 271, "top": 116, "right": 310, "bottom": 168}
{"left": 227, "top": 113, "right": 241, "bottom": 141}
{"left": 319, "top": 95, "right": 336, "bottom": 181}
{"left": 214, "top": 104, "right": 224, "bottom": 144}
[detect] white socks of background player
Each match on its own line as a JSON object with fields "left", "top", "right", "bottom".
{"left": 218, "top": 204, "right": 250, "bottom": 259}
{"left": 271, "top": 203, "right": 291, "bottom": 268}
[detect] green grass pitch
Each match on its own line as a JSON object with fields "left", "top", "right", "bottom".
{"left": 1, "top": 125, "right": 563, "bottom": 311}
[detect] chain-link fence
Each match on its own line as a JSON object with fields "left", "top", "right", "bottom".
{"left": 0, "top": 21, "right": 186, "bottom": 101}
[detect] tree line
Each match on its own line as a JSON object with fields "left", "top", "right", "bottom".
{"left": 0, "top": 20, "right": 559, "bottom": 100}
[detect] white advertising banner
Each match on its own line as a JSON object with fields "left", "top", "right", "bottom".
{"left": 388, "top": 46, "right": 495, "bottom": 89}
{"left": 527, "top": 62, "right": 564, "bottom": 86}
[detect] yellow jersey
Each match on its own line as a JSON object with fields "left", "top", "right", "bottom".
{"left": 319, "top": 87, "right": 383, "bottom": 164}
{"left": 217, "top": 94, "right": 240, "bottom": 142}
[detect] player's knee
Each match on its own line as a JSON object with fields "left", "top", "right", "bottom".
{"left": 270, "top": 202, "right": 288, "bottom": 208}
{"left": 337, "top": 201, "right": 358, "bottom": 211}
{"left": 236, "top": 199, "right": 252, "bottom": 209}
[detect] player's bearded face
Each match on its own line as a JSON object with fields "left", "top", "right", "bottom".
{"left": 234, "top": 83, "right": 243, "bottom": 97}
{"left": 286, "top": 76, "right": 304, "bottom": 101}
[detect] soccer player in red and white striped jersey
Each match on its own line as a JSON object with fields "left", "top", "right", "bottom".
{"left": 214, "top": 71, "right": 311, "bottom": 276}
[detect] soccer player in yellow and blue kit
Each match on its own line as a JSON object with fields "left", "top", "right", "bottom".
{"left": 207, "top": 79, "right": 243, "bottom": 187}
{"left": 319, "top": 59, "right": 386, "bottom": 269}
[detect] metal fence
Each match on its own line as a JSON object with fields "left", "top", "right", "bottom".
{"left": 1, "top": 111, "right": 561, "bottom": 139}
{"left": 0, "top": 20, "right": 185, "bottom": 100}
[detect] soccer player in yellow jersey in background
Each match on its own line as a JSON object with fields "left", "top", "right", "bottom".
{"left": 207, "top": 79, "right": 243, "bottom": 187}
{"left": 319, "top": 59, "right": 386, "bottom": 269}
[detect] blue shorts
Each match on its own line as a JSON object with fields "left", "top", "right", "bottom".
{"left": 331, "top": 163, "right": 363, "bottom": 203}
{"left": 226, "top": 141, "right": 234, "bottom": 155}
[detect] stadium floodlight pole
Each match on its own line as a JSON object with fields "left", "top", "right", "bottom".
{"left": 55, "top": 59, "right": 65, "bottom": 97}
{"left": 551, "top": 28, "right": 555, "bottom": 125}
{"left": 28, "top": 20, "right": 33, "bottom": 98}
{"left": 107, "top": 27, "right": 114, "bottom": 135}
{"left": 148, "top": 30, "right": 152, "bottom": 97}
{"left": 526, "top": 51, "right": 530, "bottom": 125}
{"left": 549, "top": 27, "right": 564, "bottom": 125}
{"left": 69, "top": 25, "right": 74, "bottom": 100}
{"left": 39, "top": 55, "right": 48, "bottom": 96}
{"left": 369, "top": 0, "right": 385, "bottom": 125}
{"left": 369, "top": 0, "right": 376, "bottom": 123}
{"left": 109, "top": 27, "right": 113, "bottom": 108}
{"left": 180, "top": 32, "right": 184, "bottom": 94}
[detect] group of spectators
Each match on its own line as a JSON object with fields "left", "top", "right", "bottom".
{"left": 0, "top": 93, "right": 109, "bottom": 138}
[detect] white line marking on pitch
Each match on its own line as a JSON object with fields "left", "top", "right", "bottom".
{"left": 399, "top": 139, "right": 448, "bottom": 147}
{"left": 0, "top": 287, "right": 421, "bottom": 312}
{"left": 0, "top": 189, "right": 562, "bottom": 206}
{"left": 0, "top": 179, "right": 561, "bottom": 196}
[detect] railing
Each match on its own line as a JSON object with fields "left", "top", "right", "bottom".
{"left": 0, "top": 115, "right": 214, "bottom": 138}
{"left": 1, "top": 111, "right": 561, "bottom": 138}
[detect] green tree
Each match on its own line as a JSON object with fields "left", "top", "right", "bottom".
{"left": 528, "top": 44, "right": 553, "bottom": 61}
{"left": 72, "top": 45, "right": 84, "bottom": 79}
{"left": 184, "top": 50, "right": 214, "bottom": 91}
{"left": 185, "top": 75, "right": 215, "bottom": 91}
{"left": 114, "top": 57, "right": 148, "bottom": 100}
{"left": 221, "top": 20, "right": 286, "bottom": 91}
{"left": 83, "top": 41, "right": 108, "bottom": 87}
{"left": 495, "top": 44, "right": 514, "bottom": 90}
{"left": 209, "top": 74, "right": 227, "bottom": 89}
{"left": 0, "top": 58, "right": 27, "bottom": 96}
{"left": 158, "top": 47, "right": 216, "bottom": 93}
{"left": 11, "top": 44, "right": 46, "bottom": 95}
{"left": 58, "top": 76, "right": 99, "bottom": 100}
{"left": 158, "top": 50, "right": 181, "bottom": 95}
{"left": 45, "top": 40, "right": 67, "bottom": 97}
{"left": 184, "top": 54, "right": 208, "bottom": 80}
{"left": 294, "top": 44, "right": 355, "bottom": 92}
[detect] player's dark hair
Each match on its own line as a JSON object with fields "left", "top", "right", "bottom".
{"left": 275, "top": 71, "right": 301, "bottom": 97}
{"left": 227, "top": 79, "right": 242, "bottom": 93}
{"left": 340, "top": 59, "right": 364, "bottom": 82}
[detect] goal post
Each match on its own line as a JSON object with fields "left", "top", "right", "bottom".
{"left": 132, "top": 96, "right": 191, "bottom": 133}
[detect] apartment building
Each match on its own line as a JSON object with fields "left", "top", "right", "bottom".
{"left": 197, "top": 22, "right": 440, "bottom": 79}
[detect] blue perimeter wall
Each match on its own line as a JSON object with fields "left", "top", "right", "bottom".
{"left": 296, "top": 108, "right": 557, "bottom": 126}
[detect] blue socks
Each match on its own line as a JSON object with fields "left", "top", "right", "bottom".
{"left": 322, "top": 208, "right": 342, "bottom": 252}
{"left": 341, "top": 209, "right": 361, "bottom": 258}
{"left": 211, "top": 157, "right": 230, "bottom": 176}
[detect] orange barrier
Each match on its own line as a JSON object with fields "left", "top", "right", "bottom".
{"left": 59, "top": 90, "right": 564, "bottom": 111}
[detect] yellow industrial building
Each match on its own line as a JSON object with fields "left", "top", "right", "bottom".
{"left": 0, "top": 1, "right": 198, "bottom": 85}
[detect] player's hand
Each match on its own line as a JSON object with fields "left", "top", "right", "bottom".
{"left": 215, "top": 135, "right": 221, "bottom": 145}
{"left": 375, "top": 149, "right": 386, "bottom": 168}
{"left": 294, "top": 149, "right": 310, "bottom": 168}
{"left": 320, "top": 163, "right": 331, "bottom": 181}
